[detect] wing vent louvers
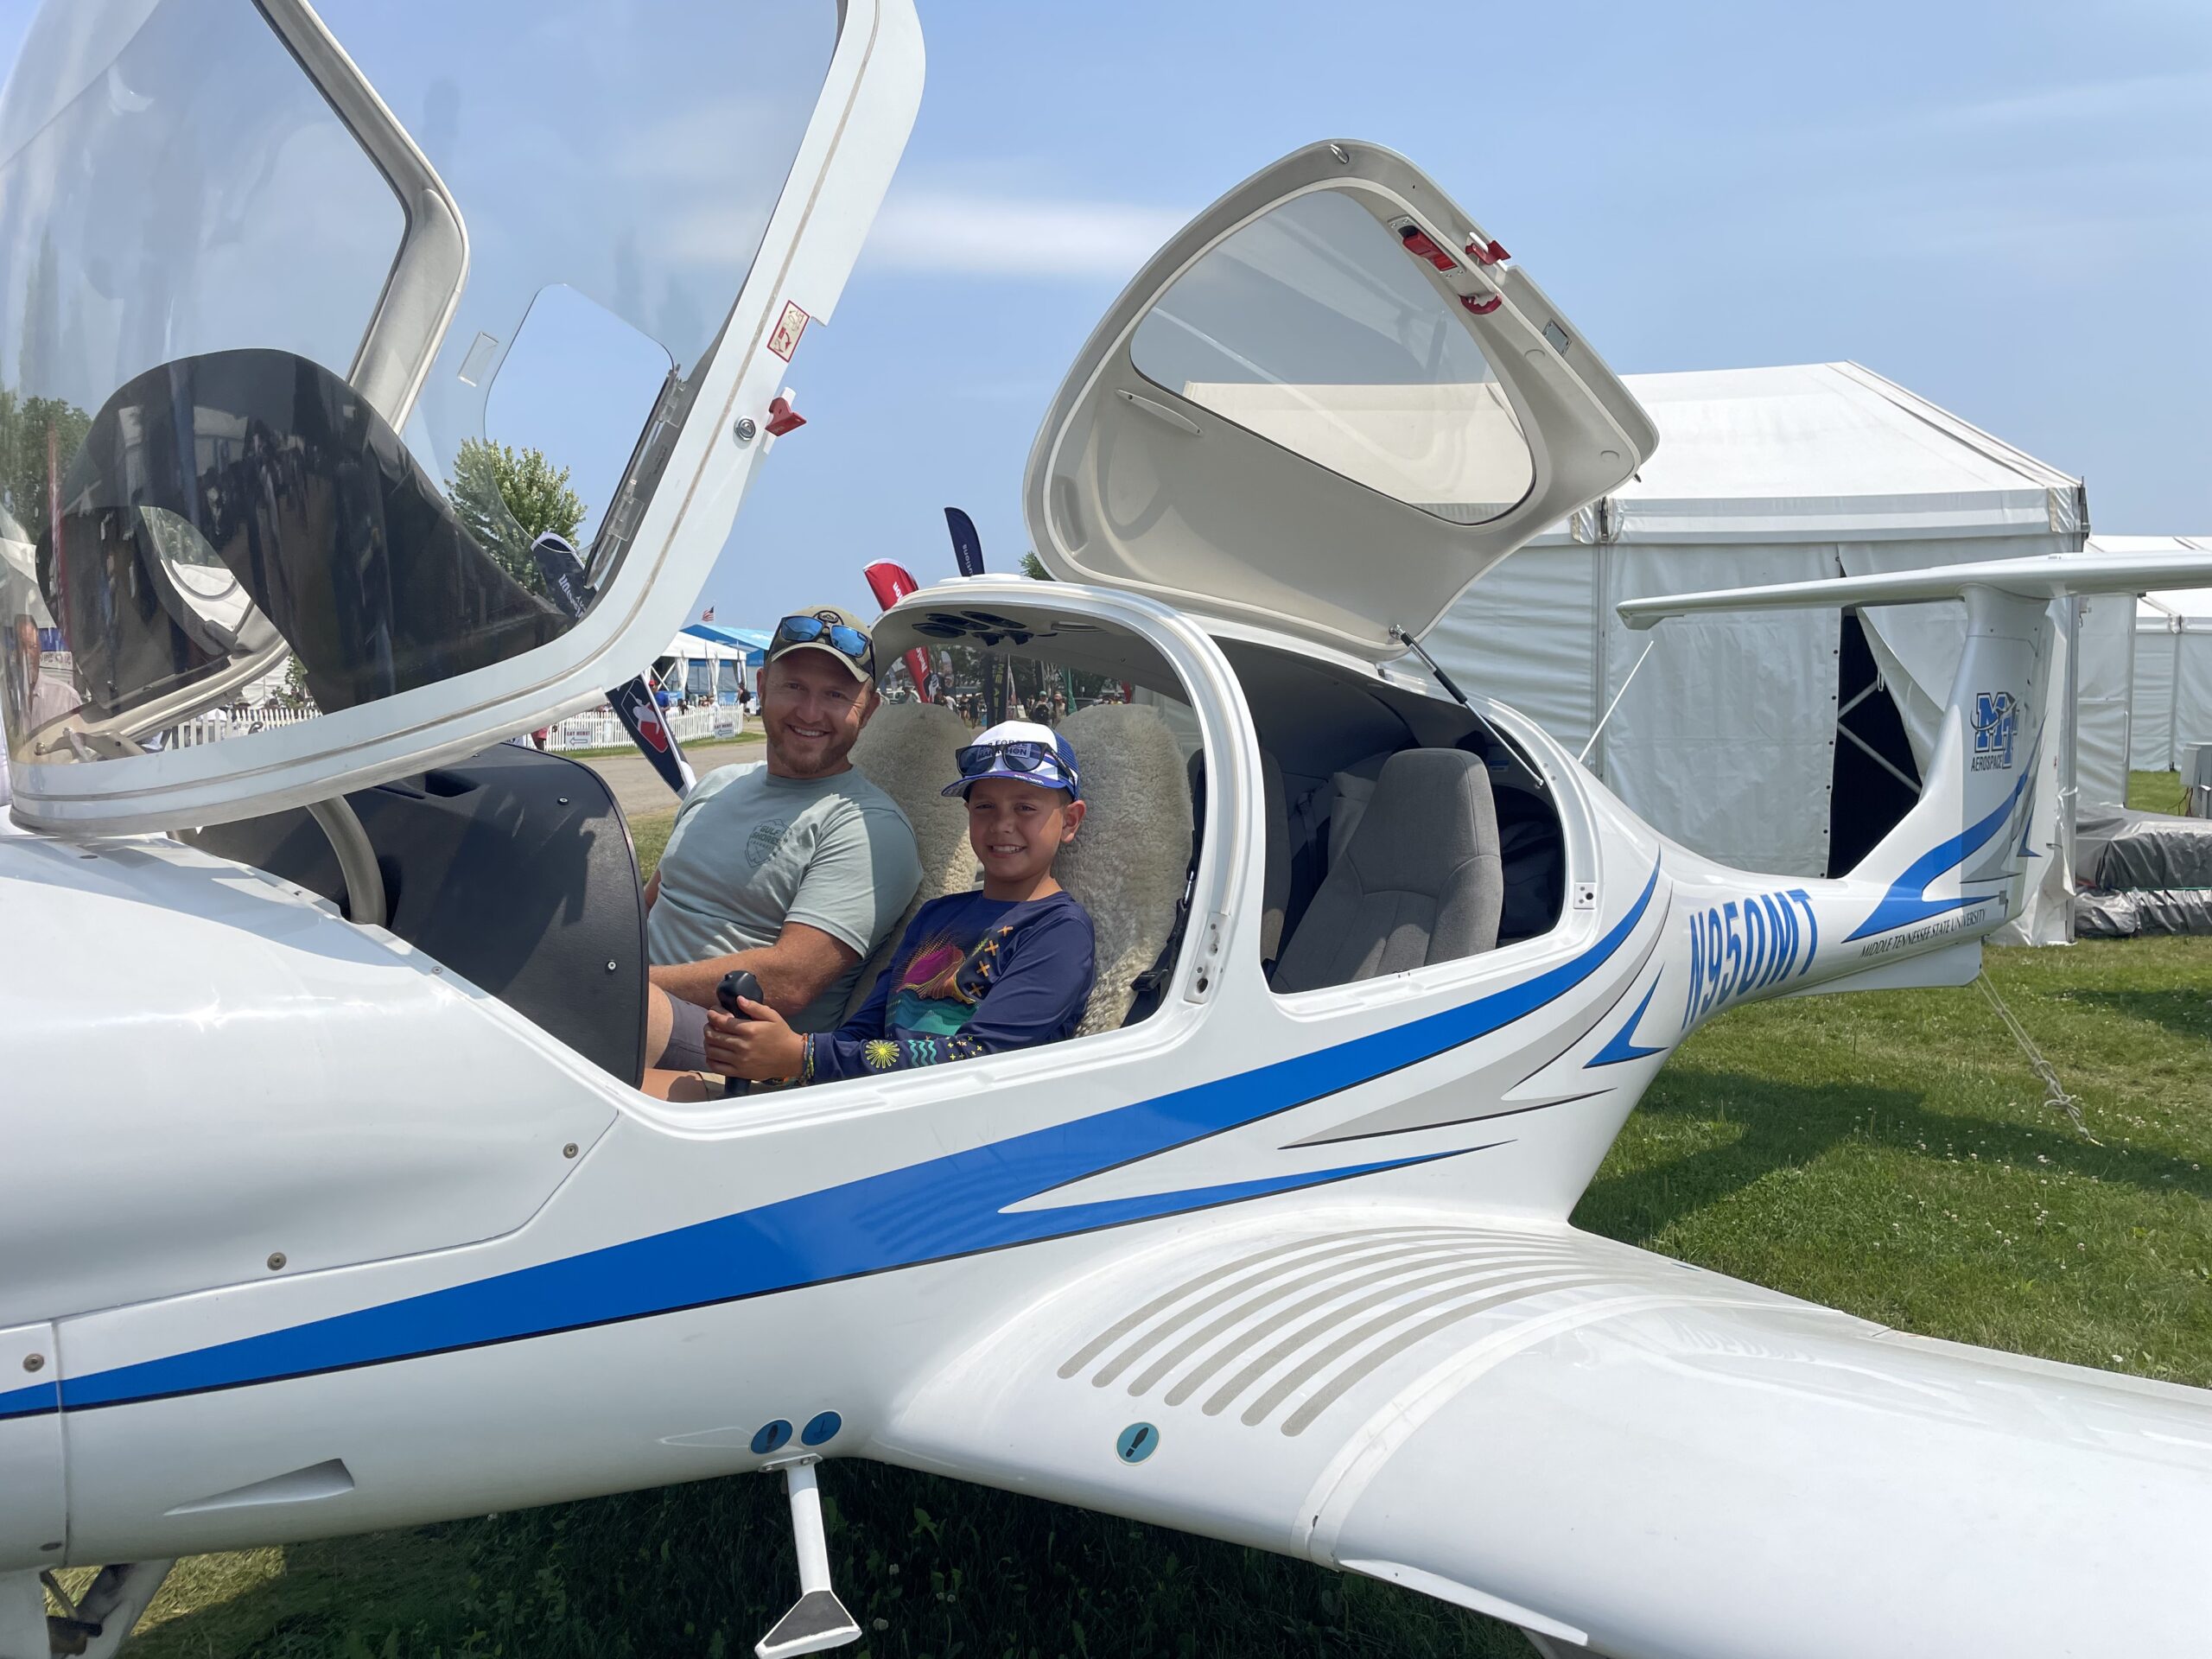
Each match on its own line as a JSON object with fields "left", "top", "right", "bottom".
{"left": 1061, "top": 1227, "right": 1666, "bottom": 1436}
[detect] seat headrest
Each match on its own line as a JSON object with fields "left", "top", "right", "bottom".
{"left": 1339, "top": 748, "right": 1495, "bottom": 893}
{"left": 849, "top": 701, "right": 976, "bottom": 898}
{"left": 1053, "top": 703, "right": 1193, "bottom": 1035}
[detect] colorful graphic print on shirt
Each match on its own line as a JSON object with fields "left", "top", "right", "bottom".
{"left": 861, "top": 925, "right": 1014, "bottom": 1065}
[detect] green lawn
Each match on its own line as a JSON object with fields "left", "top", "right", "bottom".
{"left": 2130, "top": 768, "right": 2188, "bottom": 814}
{"left": 630, "top": 804, "right": 678, "bottom": 877}
{"left": 88, "top": 890, "right": 2212, "bottom": 1657}
{"left": 564, "top": 730, "right": 766, "bottom": 762}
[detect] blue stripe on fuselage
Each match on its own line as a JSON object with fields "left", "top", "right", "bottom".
{"left": 1844, "top": 766, "right": 2033, "bottom": 943}
{"left": 1586, "top": 977, "right": 1667, "bottom": 1066}
{"left": 3, "top": 862, "right": 1662, "bottom": 1420}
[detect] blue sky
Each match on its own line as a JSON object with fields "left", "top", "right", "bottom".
{"left": 3, "top": 0, "right": 2206, "bottom": 632}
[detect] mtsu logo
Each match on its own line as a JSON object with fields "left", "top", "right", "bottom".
{"left": 1971, "top": 690, "right": 2017, "bottom": 771}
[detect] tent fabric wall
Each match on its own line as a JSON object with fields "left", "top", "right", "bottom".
{"left": 1440, "top": 542, "right": 1842, "bottom": 878}
{"left": 2178, "top": 628, "right": 2212, "bottom": 779}
{"left": 1428, "top": 547, "right": 1601, "bottom": 757}
{"left": 2122, "top": 549, "right": 2212, "bottom": 773}
{"left": 1597, "top": 545, "right": 1841, "bottom": 878}
{"left": 1428, "top": 361, "right": 2086, "bottom": 937}
{"left": 2070, "top": 591, "right": 2135, "bottom": 812}
{"left": 2133, "top": 622, "right": 2177, "bottom": 769}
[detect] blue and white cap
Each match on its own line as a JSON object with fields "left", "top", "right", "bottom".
{"left": 944, "top": 719, "right": 1082, "bottom": 800}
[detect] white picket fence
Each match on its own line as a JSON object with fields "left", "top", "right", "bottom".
{"left": 548, "top": 708, "right": 743, "bottom": 753}
{"left": 163, "top": 705, "right": 320, "bottom": 748}
{"left": 162, "top": 704, "right": 745, "bottom": 753}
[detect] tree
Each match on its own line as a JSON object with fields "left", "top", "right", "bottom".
{"left": 1020, "top": 550, "right": 1052, "bottom": 582}
{"left": 445, "top": 437, "right": 588, "bottom": 594}
{"left": 0, "top": 390, "right": 92, "bottom": 540}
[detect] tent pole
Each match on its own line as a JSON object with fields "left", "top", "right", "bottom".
{"left": 1591, "top": 543, "right": 1612, "bottom": 779}
{"left": 2062, "top": 595, "right": 2082, "bottom": 944}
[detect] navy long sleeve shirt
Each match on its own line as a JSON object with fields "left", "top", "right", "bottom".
{"left": 799, "top": 889, "right": 1096, "bottom": 1083}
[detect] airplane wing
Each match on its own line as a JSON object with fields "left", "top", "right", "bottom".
{"left": 874, "top": 1200, "right": 2212, "bottom": 1658}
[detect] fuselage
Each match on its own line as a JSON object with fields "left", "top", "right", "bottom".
{"left": 0, "top": 588, "right": 2052, "bottom": 1569}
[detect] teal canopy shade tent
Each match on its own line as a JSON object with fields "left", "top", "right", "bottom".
{"left": 662, "top": 625, "right": 772, "bottom": 703}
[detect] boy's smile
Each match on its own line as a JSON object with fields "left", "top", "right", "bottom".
{"left": 967, "top": 776, "right": 1084, "bottom": 901}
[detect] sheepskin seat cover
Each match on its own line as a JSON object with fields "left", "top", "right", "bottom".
{"left": 1052, "top": 703, "right": 1193, "bottom": 1035}
{"left": 846, "top": 701, "right": 978, "bottom": 1017}
{"left": 845, "top": 700, "right": 1193, "bottom": 1035}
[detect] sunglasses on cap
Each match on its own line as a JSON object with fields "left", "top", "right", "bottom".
{"left": 954, "top": 741, "right": 1078, "bottom": 790}
{"left": 772, "top": 613, "right": 875, "bottom": 674}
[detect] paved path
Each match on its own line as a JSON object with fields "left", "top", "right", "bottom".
{"left": 572, "top": 743, "right": 762, "bottom": 819}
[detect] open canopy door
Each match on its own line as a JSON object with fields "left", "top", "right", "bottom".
{"left": 1, "top": 0, "right": 921, "bottom": 834}
{"left": 1025, "top": 141, "right": 1656, "bottom": 662}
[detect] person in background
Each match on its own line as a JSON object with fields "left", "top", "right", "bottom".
{"left": 641, "top": 607, "right": 922, "bottom": 1096}
{"left": 6, "top": 613, "right": 80, "bottom": 742}
{"left": 706, "top": 719, "right": 1095, "bottom": 1084}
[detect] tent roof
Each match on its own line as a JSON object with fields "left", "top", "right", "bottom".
{"left": 2104, "top": 537, "right": 2212, "bottom": 627}
{"left": 1534, "top": 361, "right": 2081, "bottom": 545}
{"left": 683, "top": 622, "right": 773, "bottom": 653}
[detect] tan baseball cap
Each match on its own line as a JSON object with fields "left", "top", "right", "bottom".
{"left": 766, "top": 605, "right": 877, "bottom": 684}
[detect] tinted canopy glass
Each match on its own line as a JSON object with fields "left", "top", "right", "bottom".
{"left": 0, "top": 0, "right": 836, "bottom": 777}
{"left": 1129, "top": 188, "right": 1534, "bottom": 525}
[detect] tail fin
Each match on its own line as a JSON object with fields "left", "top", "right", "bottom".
{"left": 1622, "top": 549, "right": 2212, "bottom": 957}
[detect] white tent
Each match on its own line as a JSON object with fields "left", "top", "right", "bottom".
{"left": 656, "top": 630, "right": 753, "bottom": 704}
{"left": 2123, "top": 542, "right": 2212, "bottom": 773}
{"left": 1427, "top": 361, "right": 2092, "bottom": 943}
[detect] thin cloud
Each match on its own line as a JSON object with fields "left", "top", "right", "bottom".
{"left": 864, "top": 190, "right": 1190, "bottom": 277}
{"left": 1906, "top": 69, "right": 2212, "bottom": 137}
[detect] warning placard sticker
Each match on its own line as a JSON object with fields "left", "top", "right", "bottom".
{"left": 767, "top": 301, "right": 810, "bottom": 362}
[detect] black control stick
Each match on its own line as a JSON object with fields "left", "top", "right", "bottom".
{"left": 715, "top": 970, "right": 762, "bottom": 1097}
{"left": 717, "top": 968, "right": 762, "bottom": 1014}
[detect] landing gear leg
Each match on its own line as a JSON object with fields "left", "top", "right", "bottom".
{"left": 754, "top": 1459, "right": 861, "bottom": 1659}
{"left": 0, "top": 1562, "right": 173, "bottom": 1659}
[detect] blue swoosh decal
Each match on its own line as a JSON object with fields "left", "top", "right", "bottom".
{"left": 3, "top": 862, "right": 1662, "bottom": 1420}
{"left": 1844, "top": 766, "right": 2032, "bottom": 943}
{"left": 1586, "top": 978, "right": 1667, "bottom": 1066}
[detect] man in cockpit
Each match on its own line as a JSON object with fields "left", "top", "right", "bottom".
{"left": 641, "top": 607, "right": 921, "bottom": 1088}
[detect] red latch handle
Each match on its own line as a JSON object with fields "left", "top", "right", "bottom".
{"left": 765, "top": 397, "right": 806, "bottom": 437}
{"left": 1465, "top": 238, "right": 1510, "bottom": 266}
{"left": 1460, "top": 294, "right": 1503, "bottom": 316}
{"left": 1395, "top": 225, "right": 1459, "bottom": 271}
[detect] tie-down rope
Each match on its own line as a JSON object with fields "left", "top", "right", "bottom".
{"left": 1974, "top": 971, "right": 2100, "bottom": 1144}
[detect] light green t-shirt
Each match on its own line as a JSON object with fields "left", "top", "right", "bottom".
{"left": 647, "top": 763, "right": 921, "bottom": 1032}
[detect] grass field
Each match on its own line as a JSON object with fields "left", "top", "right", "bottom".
{"left": 82, "top": 812, "right": 2211, "bottom": 1658}
{"left": 561, "top": 730, "right": 766, "bottom": 762}
{"left": 2131, "top": 767, "right": 2190, "bottom": 814}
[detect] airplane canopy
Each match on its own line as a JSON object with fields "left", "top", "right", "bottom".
{"left": 1026, "top": 142, "right": 1656, "bottom": 665}
{"left": 0, "top": 0, "right": 922, "bottom": 833}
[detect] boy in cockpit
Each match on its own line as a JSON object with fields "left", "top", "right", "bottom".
{"left": 704, "top": 720, "right": 1096, "bottom": 1084}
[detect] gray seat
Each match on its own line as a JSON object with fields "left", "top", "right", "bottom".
{"left": 1271, "top": 748, "right": 1503, "bottom": 993}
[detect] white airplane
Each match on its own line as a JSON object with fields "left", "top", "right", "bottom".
{"left": 3, "top": 5, "right": 2209, "bottom": 1658}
